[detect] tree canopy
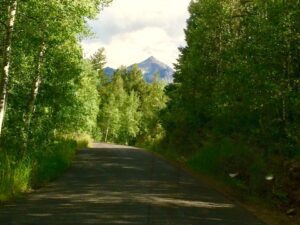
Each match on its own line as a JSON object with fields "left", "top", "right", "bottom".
{"left": 161, "top": 0, "right": 300, "bottom": 208}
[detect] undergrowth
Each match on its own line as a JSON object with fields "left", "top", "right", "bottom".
{"left": 0, "top": 154, "right": 31, "bottom": 201}
{"left": 152, "top": 137, "right": 299, "bottom": 210}
{"left": 0, "top": 136, "right": 90, "bottom": 202}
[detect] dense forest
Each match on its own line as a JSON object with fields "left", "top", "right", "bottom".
{"left": 0, "top": 0, "right": 299, "bottom": 217}
{"left": 0, "top": 0, "right": 167, "bottom": 201}
{"left": 0, "top": 0, "right": 111, "bottom": 200}
{"left": 90, "top": 49, "right": 167, "bottom": 146}
{"left": 160, "top": 0, "right": 300, "bottom": 212}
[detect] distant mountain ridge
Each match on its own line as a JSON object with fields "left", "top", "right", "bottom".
{"left": 103, "top": 56, "right": 174, "bottom": 83}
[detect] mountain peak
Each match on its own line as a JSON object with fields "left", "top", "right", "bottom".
{"left": 142, "top": 56, "right": 159, "bottom": 64}
{"left": 136, "top": 56, "right": 174, "bottom": 83}
{"left": 147, "top": 56, "right": 156, "bottom": 61}
{"left": 140, "top": 56, "right": 171, "bottom": 69}
{"left": 104, "top": 56, "right": 174, "bottom": 83}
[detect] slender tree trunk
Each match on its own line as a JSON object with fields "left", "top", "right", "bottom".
{"left": 105, "top": 125, "right": 109, "bottom": 142}
{"left": 21, "top": 41, "right": 46, "bottom": 153}
{"left": 25, "top": 41, "right": 46, "bottom": 129}
{"left": 0, "top": 0, "right": 17, "bottom": 136}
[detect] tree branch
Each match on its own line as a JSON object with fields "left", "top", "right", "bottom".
{"left": 0, "top": 20, "right": 7, "bottom": 29}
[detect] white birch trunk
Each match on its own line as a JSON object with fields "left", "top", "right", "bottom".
{"left": 0, "top": 0, "right": 17, "bottom": 136}
{"left": 25, "top": 42, "right": 46, "bottom": 129}
{"left": 105, "top": 126, "right": 109, "bottom": 142}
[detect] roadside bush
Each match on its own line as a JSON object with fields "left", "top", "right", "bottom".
{"left": 187, "top": 138, "right": 268, "bottom": 195}
{"left": 0, "top": 138, "right": 84, "bottom": 202}
{"left": 31, "top": 140, "right": 77, "bottom": 186}
{"left": 0, "top": 153, "right": 32, "bottom": 201}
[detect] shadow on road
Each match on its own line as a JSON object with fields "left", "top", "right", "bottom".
{"left": 0, "top": 144, "right": 264, "bottom": 225}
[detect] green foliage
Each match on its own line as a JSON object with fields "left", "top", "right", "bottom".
{"left": 31, "top": 140, "right": 77, "bottom": 186}
{"left": 0, "top": 139, "right": 81, "bottom": 201}
{"left": 188, "top": 138, "right": 267, "bottom": 193}
{"left": 60, "top": 61, "right": 100, "bottom": 137}
{"left": 0, "top": 0, "right": 110, "bottom": 201}
{"left": 0, "top": 153, "right": 31, "bottom": 201}
{"left": 96, "top": 65, "right": 167, "bottom": 145}
{"left": 162, "top": 0, "right": 300, "bottom": 207}
{"left": 90, "top": 48, "right": 106, "bottom": 71}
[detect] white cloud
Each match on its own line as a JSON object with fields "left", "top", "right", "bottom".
{"left": 82, "top": 0, "right": 190, "bottom": 68}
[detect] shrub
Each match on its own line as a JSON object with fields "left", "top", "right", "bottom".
{"left": 0, "top": 153, "right": 32, "bottom": 201}
{"left": 0, "top": 138, "right": 80, "bottom": 201}
{"left": 187, "top": 138, "right": 268, "bottom": 195}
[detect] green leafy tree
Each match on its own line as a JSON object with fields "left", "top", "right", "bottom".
{"left": 162, "top": 0, "right": 300, "bottom": 205}
{"left": 0, "top": 0, "right": 112, "bottom": 150}
{"left": 97, "top": 65, "right": 167, "bottom": 146}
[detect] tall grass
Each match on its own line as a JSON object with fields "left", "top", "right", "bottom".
{"left": 0, "top": 154, "right": 31, "bottom": 201}
{"left": 0, "top": 137, "right": 88, "bottom": 202}
{"left": 31, "top": 140, "right": 77, "bottom": 186}
{"left": 58, "top": 133, "right": 93, "bottom": 149}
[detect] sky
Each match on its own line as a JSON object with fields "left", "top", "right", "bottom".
{"left": 81, "top": 0, "right": 190, "bottom": 68}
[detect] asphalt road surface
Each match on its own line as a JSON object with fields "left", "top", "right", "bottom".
{"left": 0, "top": 143, "right": 265, "bottom": 225}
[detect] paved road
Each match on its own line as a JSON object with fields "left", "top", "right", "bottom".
{"left": 0, "top": 143, "right": 265, "bottom": 225}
